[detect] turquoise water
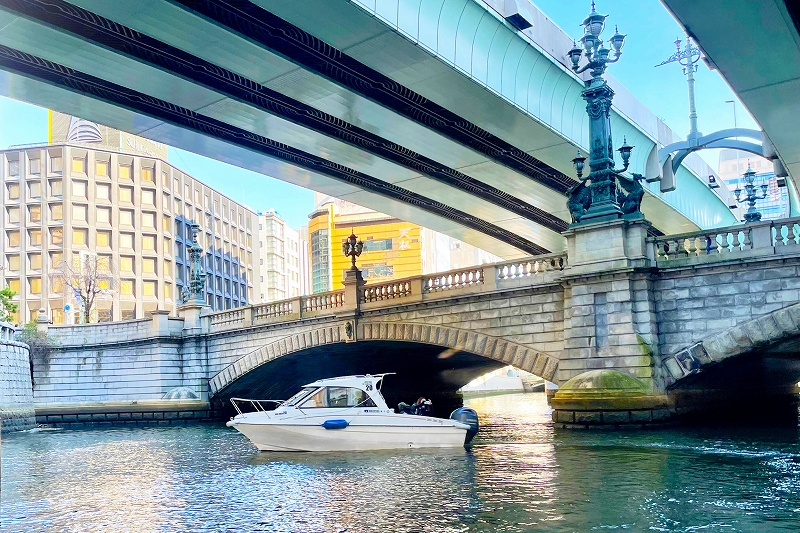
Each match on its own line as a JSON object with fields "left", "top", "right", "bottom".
{"left": 2, "top": 393, "right": 799, "bottom": 532}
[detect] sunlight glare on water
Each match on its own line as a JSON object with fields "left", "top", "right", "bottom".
{"left": 2, "top": 393, "right": 799, "bottom": 532}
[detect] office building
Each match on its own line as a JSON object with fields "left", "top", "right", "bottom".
{"left": 308, "top": 196, "right": 500, "bottom": 293}
{"left": 257, "top": 209, "right": 309, "bottom": 302}
{"left": 1, "top": 114, "right": 257, "bottom": 324}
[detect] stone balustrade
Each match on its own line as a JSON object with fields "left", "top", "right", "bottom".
{"left": 648, "top": 217, "right": 800, "bottom": 266}
{"left": 202, "top": 253, "right": 567, "bottom": 332}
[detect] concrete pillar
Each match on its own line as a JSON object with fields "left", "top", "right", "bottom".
{"left": 150, "top": 309, "right": 170, "bottom": 334}
{"left": 341, "top": 267, "right": 364, "bottom": 315}
{"left": 553, "top": 217, "right": 671, "bottom": 427}
{"left": 35, "top": 308, "right": 49, "bottom": 333}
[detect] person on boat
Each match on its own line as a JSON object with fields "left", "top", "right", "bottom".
{"left": 412, "top": 397, "right": 433, "bottom": 416}
{"left": 397, "top": 397, "right": 432, "bottom": 416}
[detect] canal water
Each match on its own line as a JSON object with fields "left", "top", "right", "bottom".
{"left": 2, "top": 393, "right": 799, "bottom": 532}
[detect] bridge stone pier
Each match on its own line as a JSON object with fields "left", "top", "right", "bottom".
{"left": 28, "top": 216, "right": 800, "bottom": 428}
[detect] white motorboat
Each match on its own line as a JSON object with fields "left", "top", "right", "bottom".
{"left": 225, "top": 374, "right": 479, "bottom": 452}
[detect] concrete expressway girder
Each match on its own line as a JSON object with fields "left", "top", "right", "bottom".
{"left": 661, "top": 0, "right": 800, "bottom": 205}
{"left": 0, "top": 0, "right": 736, "bottom": 257}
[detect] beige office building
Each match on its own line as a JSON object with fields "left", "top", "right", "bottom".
{"left": 257, "top": 209, "right": 309, "bottom": 302}
{"left": 1, "top": 116, "right": 257, "bottom": 325}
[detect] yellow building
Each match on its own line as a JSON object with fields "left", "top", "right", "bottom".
{"left": 308, "top": 196, "right": 499, "bottom": 293}
{"left": 309, "top": 199, "right": 423, "bottom": 291}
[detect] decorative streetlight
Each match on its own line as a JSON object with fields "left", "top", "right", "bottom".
{"left": 656, "top": 35, "right": 702, "bottom": 141}
{"left": 566, "top": 1, "right": 644, "bottom": 224}
{"left": 181, "top": 222, "right": 208, "bottom": 305}
{"left": 342, "top": 232, "right": 364, "bottom": 271}
{"left": 734, "top": 164, "right": 769, "bottom": 222}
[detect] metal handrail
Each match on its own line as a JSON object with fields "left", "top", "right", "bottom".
{"left": 230, "top": 397, "right": 283, "bottom": 415}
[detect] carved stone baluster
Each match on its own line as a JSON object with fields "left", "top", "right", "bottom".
{"left": 742, "top": 228, "right": 752, "bottom": 249}
{"left": 686, "top": 236, "right": 697, "bottom": 256}
{"left": 731, "top": 230, "right": 741, "bottom": 251}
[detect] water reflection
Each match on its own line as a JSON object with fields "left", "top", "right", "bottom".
{"left": 2, "top": 393, "right": 799, "bottom": 532}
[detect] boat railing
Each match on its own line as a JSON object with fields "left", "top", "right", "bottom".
{"left": 230, "top": 397, "right": 283, "bottom": 415}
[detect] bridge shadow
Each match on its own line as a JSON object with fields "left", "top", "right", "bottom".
{"left": 212, "top": 341, "right": 506, "bottom": 416}
{"left": 669, "top": 336, "right": 800, "bottom": 424}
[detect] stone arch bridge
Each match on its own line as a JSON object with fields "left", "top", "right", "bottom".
{"left": 32, "top": 217, "right": 800, "bottom": 425}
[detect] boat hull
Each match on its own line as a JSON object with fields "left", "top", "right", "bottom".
{"left": 231, "top": 422, "right": 468, "bottom": 452}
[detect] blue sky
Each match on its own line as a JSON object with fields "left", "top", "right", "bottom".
{"left": 0, "top": 0, "right": 755, "bottom": 228}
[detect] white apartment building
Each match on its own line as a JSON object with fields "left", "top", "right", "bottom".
{"left": 257, "top": 210, "right": 309, "bottom": 302}
{"left": 1, "top": 132, "right": 257, "bottom": 324}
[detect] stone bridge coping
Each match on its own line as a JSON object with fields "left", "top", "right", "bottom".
{"left": 662, "top": 302, "right": 800, "bottom": 387}
{"left": 207, "top": 321, "right": 559, "bottom": 397}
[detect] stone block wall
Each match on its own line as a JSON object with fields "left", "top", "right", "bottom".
{"left": 0, "top": 322, "right": 35, "bottom": 431}
{"left": 363, "top": 284, "right": 565, "bottom": 360}
{"left": 654, "top": 256, "right": 800, "bottom": 357}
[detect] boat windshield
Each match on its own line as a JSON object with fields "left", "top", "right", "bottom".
{"left": 283, "top": 387, "right": 318, "bottom": 407}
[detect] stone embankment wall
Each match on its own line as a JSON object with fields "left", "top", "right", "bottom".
{"left": 33, "top": 313, "right": 207, "bottom": 405}
{"left": 0, "top": 322, "right": 35, "bottom": 431}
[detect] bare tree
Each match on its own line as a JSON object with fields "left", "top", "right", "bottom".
{"left": 51, "top": 252, "right": 119, "bottom": 324}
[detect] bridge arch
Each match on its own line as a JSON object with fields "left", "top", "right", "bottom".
{"left": 209, "top": 321, "right": 560, "bottom": 404}
{"left": 662, "top": 303, "right": 800, "bottom": 394}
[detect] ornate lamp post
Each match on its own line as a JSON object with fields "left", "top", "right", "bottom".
{"left": 342, "top": 232, "right": 364, "bottom": 271}
{"left": 566, "top": 1, "right": 644, "bottom": 224}
{"left": 181, "top": 222, "right": 207, "bottom": 305}
{"left": 734, "top": 164, "right": 769, "bottom": 222}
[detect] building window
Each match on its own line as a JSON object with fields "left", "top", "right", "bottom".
{"left": 184, "top": 183, "right": 190, "bottom": 199}
{"left": 50, "top": 204, "right": 63, "bottom": 221}
{"left": 97, "top": 255, "right": 111, "bottom": 273}
{"left": 141, "top": 189, "right": 155, "bottom": 206}
{"left": 162, "top": 172, "right": 169, "bottom": 187}
{"left": 141, "top": 166, "right": 154, "bottom": 182}
{"left": 164, "top": 283, "right": 172, "bottom": 300}
{"left": 173, "top": 177, "right": 180, "bottom": 194}
{"left": 173, "top": 198, "right": 181, "bottom": 214}
{"left": 29, "top": 158, "right": 40, "bottom": 175}
{"left": 96, "top": 231, "right": 111, "bottom": 248}
{"left": 50, "top": 252, "right": 63, "bottom": 268}
{"left": 142, "top": 258, "right": 156, "bottom": 274}
{"left": 7, "top": 255, "right": 20, "bottom": 271}
{"left": 50, "top": 228, "right": 63, "bottom": 245}
{"left": 29, "top": 277, "right": 42, "bottom": 295}
{"left": 28, "top": 181, "right": 41, "bottom": 199}
{"left": 6, "top": 183, "right": 20, "bottom": 201}
{"left": 162, "top": 215, "right": 171, "bottom": 232}
{"left": 72, "top": 180, "right": 87, "bottom": 199}
{"left": 120, "top": 233, "right": 134, "bottom": 250}
{"left": 120, "top": 280, "right": 134, "bottom": 296}
{"left": 120, "top": 256, "right": 134, "bottom": 273}
{"left": 96, "top": 160, "right": 108, "bottom": 176}
{"left": 49, "top": 179, "right": 62, "bottom": 197}
{"left": 119, "top": 164, "right": 132, "bottom": 180}
{"left": 28, "top": 230, "right": 42, "bottom": 246}
{"left": 163, "top": 237, "right": 172, "bottom": 255}
{"left": 143, "top": 281, "right": 156, "bottom": 297}
{"left": 121, "top": 308, "right": 135, "bottom": 320}
{"left": 71, "top": 157, "right": 86, "bottom": 174}
{"left": 194, "top": 189, "right": 201, "bottom": 204}
{"left": 72, "top": 205, "right": 87, "bottom": 222}
{"left": 28, "top": 254, "right": 42, "bottom": 270}
{"left": 6, "top": 207, "right": 19, "bottom": 224}
{"left": 142, "top": 235, "right": 156, "bottom": 252}
{"left": 7, "top": 278, "right": 20, "bottom": 294}
{"left": 72, "top": 228, "right": 87, "bottom": 245}
{"left": 96, "top": 183, "right": 110, "bottom": 201}
{"left": 50, "top": 154, "right": 62, "bottom": 173}
{"left": 97, "top": 207, "right": 111, "bottom": 224}
{"left": 142, "top": 212, "right": 155, "bottom": 228}
{"left": 120, "top": 210, "right": 134, "bottom": 227}
{"left": 362, "top": 238, "right": 393, "bottom": 252}
{"left": 29, "top": 205, "right": 41, "bottom": 223}
{"left": 119, "top": 186, "right": 133, "bottom": 203}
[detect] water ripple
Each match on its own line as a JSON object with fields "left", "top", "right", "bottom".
{"left": 2, "top": 394, "right": 799, "bottom": 532}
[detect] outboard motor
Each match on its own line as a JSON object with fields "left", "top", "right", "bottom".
{"left": 450, "top": 407, "right": 479, "bottom": 444}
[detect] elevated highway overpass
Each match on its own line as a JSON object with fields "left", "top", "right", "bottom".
{"left": 0, "top": 0, "right": 737, "bottom": 257}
